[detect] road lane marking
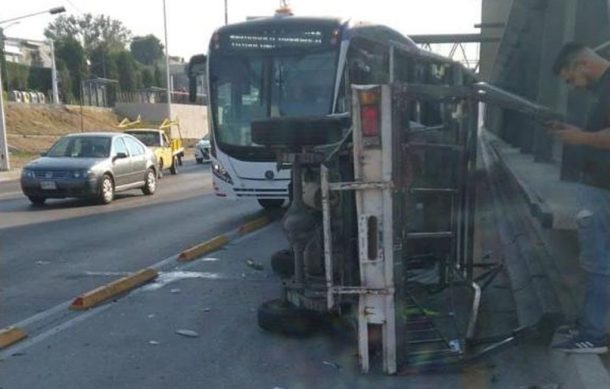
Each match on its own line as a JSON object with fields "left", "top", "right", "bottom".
{"left": 0, "top": 191, "right": 22, "bottom": 199}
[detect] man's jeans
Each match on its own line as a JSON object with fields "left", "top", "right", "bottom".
{"left": 575, "top": 184, "right": 610, "bottom": 341}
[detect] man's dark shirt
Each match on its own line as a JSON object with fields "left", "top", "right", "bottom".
{"left": 581, "top": 67, "right": 610, "bottom": 189}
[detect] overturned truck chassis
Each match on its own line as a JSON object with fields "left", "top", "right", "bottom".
{"left": 254, "top": 81, "right": 547, "bottom": 374}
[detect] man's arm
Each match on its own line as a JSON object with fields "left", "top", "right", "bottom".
{"left": 547, "top": 121, "right": 610, "bottom": 149}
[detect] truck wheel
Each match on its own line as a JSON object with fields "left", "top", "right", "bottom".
{"left": 158, "top": 159, "right": 164, "bottom": 178}
{"left": 257, "top": 299, "right": 321, "bottom": 336}
{"left": 142, "top": 168, "right": 157, "bottom": 195}
{"left": 170, "top": 157, "right": 179, "bottom": 175}
{"left": 258, "top": 199, "right": 284, "bottom": 209}
{"left": 271, "top": 249, "right": 294, "bottom": 278}
{"left": 178, "top": 155, "right": 183, "bottom": 166}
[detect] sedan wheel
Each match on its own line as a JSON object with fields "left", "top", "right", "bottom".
{"left": 28, "top": 196, "right": 46, "bottom": 206}
{"left": 98, "top": 175, "right": 114, "bottom": 204}
{"left": 142, "top": 169, "right": 157, "bottom": 195}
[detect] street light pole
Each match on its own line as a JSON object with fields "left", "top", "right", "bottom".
{"left": 0, "top": 6, "right": 66, "bottom": 171}
{"left": 163, "top": 0, "right": 172, "bottom": 123}
{"left": 224, "top": 0, "right": 228, "bottom": 25}
{"left": 49, "top": 39, "right": 59, "bottom": 104}
{"left": 0, "top": 69, "right": 9, "bottom": 171}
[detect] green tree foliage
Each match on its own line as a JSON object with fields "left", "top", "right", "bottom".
{"left": 141, "top": 67, "right": 154, "bottom": 88}
{"left": 154, "top": 64, "right": 165, "bottom": 88}
{"left": 55, "top": 59, "right": 74, "bottom": 103}
{"left": 45, "top": 13, "right": 132, "bottom": 54}
{"left": 54, "top": 38, "right": 87, "bottom": 100}
{"left": 115, "top": 51, "right": 139, "bottom": 91}
{"left": 130, "top": 35, "right": 164, "bottom": 65}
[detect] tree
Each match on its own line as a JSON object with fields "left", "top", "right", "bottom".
{"left": 154, "top": 64, "right": 165, "bottom": 88}
{"left": 115, "top": 51, "right": 138, "bottom": 91}
{"left": 45, "top": 13, "right": 131, "bottom": 54}
{"left": 54, "top": 37, "right": 87, "bottom": 100}
{"left": 130, "top": 35, "right": 164, "bottom": 65}
{"left": 141, "top": 67, "right": 154, "bottom": 88}
{"left": 55, "top": 58, "right": 73, "bottom": 103}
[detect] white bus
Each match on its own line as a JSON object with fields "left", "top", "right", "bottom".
{"left": 189, "top": 15, "right": 463, "bottom": 209}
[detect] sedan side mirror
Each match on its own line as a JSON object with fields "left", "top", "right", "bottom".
{"left": 40, "top": 151, "right": 47, "bottom": 157}
{"left": 113, "top": 152, "right": 128, "bottom": 161}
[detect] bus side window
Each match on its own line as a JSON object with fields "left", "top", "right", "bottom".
{"left": 348, "top": 38, "right": 389, "bottom": 85}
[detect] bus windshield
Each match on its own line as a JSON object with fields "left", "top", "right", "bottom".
{"left": 210, "top": 49, "right": 338, "bottom": 148}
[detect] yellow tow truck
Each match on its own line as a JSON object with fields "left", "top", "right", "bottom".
{"left": 119, "top": 117, "right": 185, "bottom": 175}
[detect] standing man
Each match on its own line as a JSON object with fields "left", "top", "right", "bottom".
{"left": 548, "top": 42, "right": 610, "bottom": 354}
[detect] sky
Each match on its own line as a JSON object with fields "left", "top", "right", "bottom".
{"left": 2, "top": 0, "right": 482, "bottom": 60}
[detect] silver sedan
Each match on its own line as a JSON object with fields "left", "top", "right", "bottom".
{"left": 21, "top": 132, "right": 159, "bottom": 205}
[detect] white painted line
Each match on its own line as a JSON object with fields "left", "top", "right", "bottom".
{"left": 0, "top": 304, "right": 113, "bottom": 359}
{"left": 0, "top": 191, "right": 22, "bottom": 199}
{"left": 0, "top": 222, "right": 274, "bottom": 355}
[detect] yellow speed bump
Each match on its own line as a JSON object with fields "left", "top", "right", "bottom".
{"left": 70, "top": 268, "right": 158, "bottom": 310}
{"left": 238, "top": 216, "right": 271, "bottom": 234}
{"left": 0, "top": 327, "right": 27, "bottom": 349}
{"left": 178, "top": 235, "right": 229, "bottom": 262}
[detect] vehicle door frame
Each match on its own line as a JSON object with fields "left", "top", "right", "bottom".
{"left": 111, "top": 136, "right": 132, "bottom": 187}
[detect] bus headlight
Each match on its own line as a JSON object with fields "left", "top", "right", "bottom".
{"left": 212, "top": 161, "right": 233, "bottom": 184}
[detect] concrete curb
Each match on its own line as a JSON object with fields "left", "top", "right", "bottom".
{"left": 178, "top": 235, "right": 230, "bottom": 262}
{"left": 178, "top": 215, "right": 274, "bottom": 262}
{"left": 70, "top": 268, "right": 158, "bottom": 310}
{"left": 0, "top": 327, "right": 27, "bottom": 349}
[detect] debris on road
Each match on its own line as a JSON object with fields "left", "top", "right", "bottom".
{"left": 322, "top": 360, "right": 342, "bottom": 370}
{"left": 149, "top": 340, "right": 160, "bottom": 345}
{"left": 246, "top": 258, "right": 264, "bottom": 271}
{"left": 170, "top": 288, "right": 181, "bottom": 294}
{"left": 201, "top": 308, "right": 211, "bottom": 312}
{"left": 176, "top": 329, "right": 200, "bottom": 338}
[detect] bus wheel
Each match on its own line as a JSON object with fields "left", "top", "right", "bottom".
{"left": 258, "top": 199, "right": 284, "bottom": 209}
{"left": 257, "top": 299, "right": 321, "bottom": 337}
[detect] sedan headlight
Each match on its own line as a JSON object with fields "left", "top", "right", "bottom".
{"left": 212, "top": 161, "right": 233, "bottom": 184}
{"left": 72, "top": 169, "right": 94, "bottom": 179}
{"left": 22, "top": 169, "right": 35, "bottom": 179}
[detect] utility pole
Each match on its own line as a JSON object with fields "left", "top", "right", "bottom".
{"left": 50, "top": 39, "right": 59, "bottom": 105}
{"left": 224, "top": 0, "right": 228, "bottom": 25}
{"left": 0, "top": 6, "right": 66, "bottom": 171}
{"left": 163, "top": 0, "right": 172, "bottom": 123}
{"left": 0, "top": 27, "right": 8, "bottom": 171}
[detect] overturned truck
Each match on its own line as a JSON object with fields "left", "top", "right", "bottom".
{"left": 253, "top": 77, "right": 559, "bottom": 374}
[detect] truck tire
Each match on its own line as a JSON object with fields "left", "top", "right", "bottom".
{"left": 170, "top": 157, "right": 179, "bottom": 175}
{"left": 271, "top": 249, "right": 294, "bottom": 278}
{"left": 257, "top": 299, "right": 321, "bottom": 336}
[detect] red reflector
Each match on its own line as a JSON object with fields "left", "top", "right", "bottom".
{"left": 361, "top": 105, "right": 379, "bottom": 137}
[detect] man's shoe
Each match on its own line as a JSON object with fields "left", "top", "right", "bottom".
{"left": 552, "top": 336, "right": 608, "bottom": 354}
{"left": 555, "top": 325, "right": 579, "bottom": 338}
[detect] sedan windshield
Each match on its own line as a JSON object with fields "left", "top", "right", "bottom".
{"left": 46, "top": 136, "right": 111, "bottom": 158}
{"left": 127, "top": 132, "right": 161, "bottom": 147}
{"left": 210, "top": 49, "right": 337, "bottom": 148}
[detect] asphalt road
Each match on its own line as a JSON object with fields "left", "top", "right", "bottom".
{"left": 0, "top": 158, "right": 263, "bottom": 328}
